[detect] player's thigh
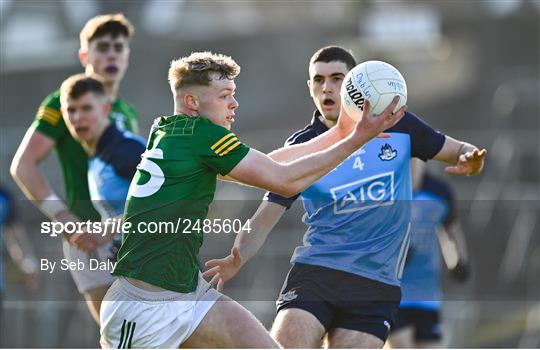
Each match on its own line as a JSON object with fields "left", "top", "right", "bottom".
{"left": 271, "top": 308, "right": 326, "bottom": 348}
{"left": 181, "top": 295, "right": 278, "bottom": 348}
{"left": 327, "top": 327, "right": 384, "bottom": 348}
{"left": 386, "top": 326, "right": 415, "bottom": 348}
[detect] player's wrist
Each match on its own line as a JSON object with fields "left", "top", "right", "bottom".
{"left": 39, "top": 193, "right": 68, "bottom": 221}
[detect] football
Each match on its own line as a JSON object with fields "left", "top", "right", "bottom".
{"left": 341, "top": 60, "right": 407, "bottom": 119}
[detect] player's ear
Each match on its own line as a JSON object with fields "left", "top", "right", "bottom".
{"left": 307, "top": 79, "right": 313, "bottom": 97}
{"left": 183, "top": 93, "right": 199, "bottom": 111}
{"left": 103, "top": 102, "right": 111, "bottom": 116}
{"left": 79, "top": 49, "right": 88, "bottom": 67}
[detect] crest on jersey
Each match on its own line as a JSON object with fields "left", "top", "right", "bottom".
{"left": 378, "top": 143, "right": 397, "bottom": 161}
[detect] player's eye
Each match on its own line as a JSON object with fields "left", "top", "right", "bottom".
{"left": 97, "top": 43, "right": 110, "bottom": 53}
{"left": 114, "top": 43, "right": 125, "bottom": 53}
{"left": 313, "top": 78, "right": 323, "bottom": 83}
{"left": 82, "top": 105, "right": 93, "bottom": 112}
{"left": 67, "top": 107, "right": 75, "bottom": 114}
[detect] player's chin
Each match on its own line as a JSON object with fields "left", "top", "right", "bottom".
{"left": 322, "top": 110, "right": 339, "bottom": 122}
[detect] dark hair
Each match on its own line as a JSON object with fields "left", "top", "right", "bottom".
{"left": 310, "top": 45, "right": 357, "bottom": 70}
{"left": 80, "top": 13, "right": 134, "bottom": 51}
{"left": 60, "top": 74, "right": 106, "bottom": 102}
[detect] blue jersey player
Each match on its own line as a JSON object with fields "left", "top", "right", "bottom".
{"left": 388, "top": 159, "right": 469, "bottom": 348}
{"left": 204, "top": 46, "right": 486, "bottom": 348}
{"left": 58, "top": 74, "right": 145, "bottom": 323}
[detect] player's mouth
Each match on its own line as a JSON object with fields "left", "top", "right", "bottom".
{"left": 75, "top": 126, "right": 90, "bottom": 138}
{"left": 226, "top": 115, "right": 235, "bottom": 123}
{"left": 105, "top": 65, "right": 119, "bottom": 74}
{"left": 322, "top": 98, "right": 336, "bottom": 108}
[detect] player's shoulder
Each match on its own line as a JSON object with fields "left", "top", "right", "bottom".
{"left": 386, "top": 111, "right": 424, "bottom": 133}
{"left": 285, "top": 111, "right": 328, "bottom": 146}
{"left": 422, "top": 173, "right": 454, "bottom": 202}
{"left": 34, "top": 89, "right": 64, "bottom": 129}
{"left": 194, "top": 117, "right": 236, "bottom": 141}
{"left": 115, "top": 97, "right": 138, "bottom": 116}
{"left": 285, "top": 125, "right": 317, "bottom": 146}
{"left": 39, "top": 89, "right": 61, "bottom": 109}
{"left": 116, "top": 130, "right": 146, "bottom": 155}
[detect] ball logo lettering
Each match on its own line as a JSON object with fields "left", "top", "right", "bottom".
{"left": 345, "top": 77, "right": 365, "bottom": 110}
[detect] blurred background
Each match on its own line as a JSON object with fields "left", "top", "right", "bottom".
{"left": 0, "top": 0, "right": 539, "bottom": 347}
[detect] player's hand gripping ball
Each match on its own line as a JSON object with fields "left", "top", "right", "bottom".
{"left": 341, "top": 60, "right": 407, "bottom": 120}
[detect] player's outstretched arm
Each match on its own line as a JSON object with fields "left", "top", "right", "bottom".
{"left": 267, "top": 106, "right": 355, "bottom": 164}
{"left": 228, "top": 99, "right": 407, "bottom": 197}
{"left": 203, "top": 201, "right": 286, "bottom": 291}
{"left": 433, "top": 136, "right": 487, "bottom": 176}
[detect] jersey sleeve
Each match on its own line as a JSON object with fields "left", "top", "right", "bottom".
{"left": 198, "top": 123, "right": 250, "bottom": 176}
{"left": 30, "top": 90, "right": 66, "bottom": 141}
{"left": 391, "top": 112, "right": 446, "bottom": 161}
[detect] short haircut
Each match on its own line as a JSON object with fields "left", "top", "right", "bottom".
{"left": 168, "top": 51, "right": 241, "bottom": 92}
{"left": 79, "top": 13, "right": 134, "bottom": 51}
{"left": 309, "top": 45, "right": 357, "bottom": 71}
{"left": 60, "top": 74, "right": 106, "bottom": 104}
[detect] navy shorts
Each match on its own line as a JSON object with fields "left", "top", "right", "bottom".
{"left": 276, "top": 263, "right": 401, "bottom": 342}
{"left": 392, "top": 307, "right": 442, "bottom": 341}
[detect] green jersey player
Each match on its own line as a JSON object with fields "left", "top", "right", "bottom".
{"left": 100, "top": 51, "right": 407, "bottom": 348}
{"left": 11, "top": 14, "right": 137, "bottom": 324}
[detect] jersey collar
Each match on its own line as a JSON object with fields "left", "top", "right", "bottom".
{"left": 310, "top": 110, "right": 330, "bottom": 135}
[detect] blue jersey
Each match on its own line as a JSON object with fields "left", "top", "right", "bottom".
{"left": 266, "top": 111, "right": 445, "bottom": 286}
{"left": 88, "top": 124, "right": 146, "bottom": 219}
{"left": 0, "top": 186, "right": 15, "bottom": 293}
{"left": 400, "top": 174, "right": 456, "bottom": 310}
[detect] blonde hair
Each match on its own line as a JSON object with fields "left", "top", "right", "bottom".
{"left": 168, "top": 51, "right": 240, "bottom": 92}
{"left": 79, "top": 13, "right": 134, "bottom": 51}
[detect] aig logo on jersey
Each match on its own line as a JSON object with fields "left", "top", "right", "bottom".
{"left": 378, "top": 143, "right": 397, "bottom": 161}
{"left": 330, "top": 172, "right": 395, "bottom": 214}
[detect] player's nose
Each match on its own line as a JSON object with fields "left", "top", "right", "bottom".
{"left": 322, "top": 81, "right": 333, "bottom": 93}
{"left": 231, "top": 97, "right": 239, "bottom": 110}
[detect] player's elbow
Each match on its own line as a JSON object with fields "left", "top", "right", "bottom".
{"left": 10, "top": 151, "right": 35, "bottom": 182}
{"left": 273, "top": 180, "right": 302, "bottom": 198}
{"left": 10, "top": 154, "right": 23, "bottom": 181}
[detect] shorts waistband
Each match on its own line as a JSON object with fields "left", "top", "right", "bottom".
{"left": 117, "top": 276, "right": 194, "bottom": 302}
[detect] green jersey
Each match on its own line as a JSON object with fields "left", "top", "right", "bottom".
{"left": 113, "top": 115, "right": 250, "bottom": 293}
{"left": 32, "top": 89, "right": 139, "bottom": 221}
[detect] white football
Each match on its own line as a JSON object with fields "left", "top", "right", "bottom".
{"left": 341, "top": 60, "right": 407, "bottom": 120}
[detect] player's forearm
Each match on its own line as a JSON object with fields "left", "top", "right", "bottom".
{"left": 446, "top": 222, "right": 469, "bottom": 261}
{"left": 268, "top": 127, "right": 342, "bottom": 163}
{"left": 280, "top": 133, "right": 365, "bottom": 196}
{"left": 234, "top": 202, "right": 285, "bottom": 265}
{"left": 4, "top": 223, "right": 39, "bottom": 274}
{"left": 434, "top": 136, "right": 478, "bottom": 164}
